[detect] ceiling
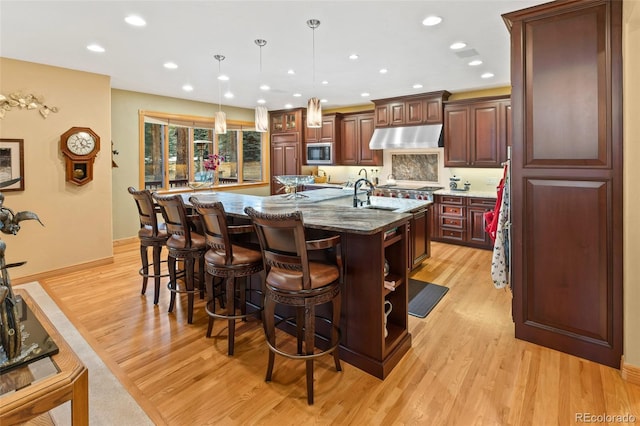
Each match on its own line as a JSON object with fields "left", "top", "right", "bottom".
{"left": 0, "top": 1, "right": 548, "bottom": 111}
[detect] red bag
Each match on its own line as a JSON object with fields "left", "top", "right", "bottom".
{"left": 484, "top": 165, "right": 508, "bottom": 243}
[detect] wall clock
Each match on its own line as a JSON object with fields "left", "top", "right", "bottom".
{"left": 60, "top": 127, "right": 100, "bottom": 186}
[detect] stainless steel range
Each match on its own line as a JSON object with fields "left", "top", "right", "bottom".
{"left": 374, "top": 184, "right": 443, "bottom": 201}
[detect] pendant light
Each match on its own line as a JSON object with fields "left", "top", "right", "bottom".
{"left": 254, "top": 39, "right": 269, "bottom": 132}
{"left": 306, "top": 19, "right": 322, "bottom": 128}
{"left": 213, "top": 54, "right": 227, "bottom": 134}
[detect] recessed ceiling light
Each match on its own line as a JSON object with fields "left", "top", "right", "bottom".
{"left": 257, "top": 99, "right": 266, "bottom": 104}
{"left": 481, "top": 72, "right": 495, "bottom": 79}
{"left": 86, "top": 44, "right": 105, "bottom": 53}
{"left": 284, "top": 103, "right": 293, "bottom": 108}
{"left": 224, "top": 91, "right": 234, "bottom": 99}
{"left": 379, "top": 68, "right": 388, "bottom": 74}
{"left": 163, "top": 62, "right": 178, "bottom": 69}
{"left": 468, "top": 60, "right": 483, "bottom": 66}
{"left": 218, "top": 74, "right": 229, "bottom": 81}
{"left": 349, "top": 54, "right": 359, "bottom": 60}
{"left": 182, "top": 84, "right": 193, "bottom": 92}
{"left": 413, "top": 84, "right": 423, "bottom": 89}
{"left": 320, "top": 99, "right": 328, "bottom": 103}
{"left": 361, "top": 92, "right": 370, "bottom": 97}
{"left": 321, "top": 80, "right": 329, "bottom": 85}
{"left": 125, "top": 15, "right": 146, "bottom": 27}
{"left": 260, "top": 84, "right": 270, "bottom": 91}
{"left": 293, "top": 93, "right": 302, "bottom": 97}
{"left": 287, "top": 69, "right": 295, "bottom": 75}
{"left": 450, "top": 42, "right": 467, "bottom": 50}
{"left": 422, "top": 16, "right": 442, "bottom": 26}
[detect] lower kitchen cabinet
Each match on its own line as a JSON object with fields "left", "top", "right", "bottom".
{"left": 432, "top": 194, "right": 494, "bottom": 250}
{"left": 409, "top": 205, "right": 431, "bottom": 271}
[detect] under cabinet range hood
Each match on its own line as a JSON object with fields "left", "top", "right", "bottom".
{"left": 368, "top": 124, "right": 443, "bottom": 150}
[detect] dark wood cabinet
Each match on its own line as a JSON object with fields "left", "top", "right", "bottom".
{"left": 504, "top": 0, "right": 622, "bottom": 368}
{"left": 271, "top": 110, "right": 300, "bottom": 133}
{"left": 432, "top": 195, "right": 494, "bottom": 250}
{"left": 340, "top": 112, "right": 381, "bottom": 166}
{"left": 305, "top": 113, "right": 341, "bottom": 144}
{"left": 409, "top": 206, "right": 431, "bottom": 271}
{"left": 444, "top": 96, "right": 510, "bottom": 168}
{"left": 270, "top": 108, "right": 303, "bottom": 195}
{"left": 467, "top": 197, "right": 495, "bottom": 247}
{"left": 304, "top": 113, "right": 341, "bottom": 165}
{"left": 372, "top": 91, "right": 450, "bottom": 128}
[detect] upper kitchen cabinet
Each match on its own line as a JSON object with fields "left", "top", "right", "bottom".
{"left": 271, "top": 109, "right": 301, "bottom": 133}
{"left": 305, "top": 113, "right": 342, "bottom": 144}
{"left": 372, "top": 91, "right": 451, "bottom": 128}
{"left": 443, "top": 96, "right": 510, "bottom": 168}
{"left": 340, "top": 112, "right": 381, "bottom": 166}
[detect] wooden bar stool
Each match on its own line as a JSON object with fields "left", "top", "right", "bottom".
{"left": 244, "top": 207, "right": 343, "bottom": 405}
{"left": 152, "top": 193, "right": 207, "bottom": 324}
{"left": 190, "top": 197, "right": 264, "bottom": 355}
{"left": 128, "top": 187, "right": 170, "bottom": 305}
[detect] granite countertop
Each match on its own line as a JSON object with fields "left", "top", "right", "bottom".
{"left": 184, "top": 188, "right": 432, "bottom": 235}
{"left": 434, "top": 189, "right": 497, "bottom": 199}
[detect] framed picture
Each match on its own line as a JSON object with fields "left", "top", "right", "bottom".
{"left": 0, "top": 138, "right": 25, "bottom": 191}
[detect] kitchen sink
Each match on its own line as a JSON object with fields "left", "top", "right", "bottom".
{"left": 362, "top": 205, "right": 397, "bottom": 211}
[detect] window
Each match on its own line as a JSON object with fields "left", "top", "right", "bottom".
{"left": 140, "top": 111, "right": 265, "bottom": 190}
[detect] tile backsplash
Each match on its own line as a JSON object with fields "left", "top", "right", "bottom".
{"left": 391, "top": 154, "right": 439, "bottom": 181}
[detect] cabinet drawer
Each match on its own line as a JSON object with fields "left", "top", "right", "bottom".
{"left": 468, "top": 197, "right": 496, "bottom": 208}
{"left": 441, "top": 216, "right": 464, "bottom": 229}
{"left": 441, "top": 229, "right": 464, "bottom": 240}
{"left": 441, "top": 205, "right": 464, "bottom": 217}
{"left": 439, "top": 196, "right": 463, "bottom": 205}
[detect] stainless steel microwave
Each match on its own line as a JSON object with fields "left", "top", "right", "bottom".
{"left": 306, "top": 142, "right": 333, "bottom": 165}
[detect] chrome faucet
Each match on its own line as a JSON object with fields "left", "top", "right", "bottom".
{"left": 353, "top": 178, "right": 375, "bottom": 207}
{"left": 358, "top": 168, "right": 368, "bottom": 180}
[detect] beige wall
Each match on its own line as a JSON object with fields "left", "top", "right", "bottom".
{"left": 623, "top": 0, "right": 640, "bottom": 366}
{"left": 0, "top": 58, "right": 112, "bottom": 279}
{"left": 111, "top": 89, "right": 268, "bottom": 241}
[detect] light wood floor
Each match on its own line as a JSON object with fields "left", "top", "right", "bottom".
{"left": 37, "top": 241, "right": 639, "bottom": 425}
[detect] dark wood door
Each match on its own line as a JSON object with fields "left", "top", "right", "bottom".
{"left": 405, "top": 99, "right": 424, "bottom": 125}
{"left": 444, "top": 106, "right": 470, "bottom": 167}
{"left": 411, "top": 209, "right": 428, "bottom": 269}
{"left": 271, "top": 139, "right": 299, "bottom": 195}
{"left": 357, "top": 114, "right": 378, "bottom": 165}
{"left": 504, "top": 0, "right": 622, "bottom": 368}
{"left": 389, "top": 103, "right": 405, "bottom": 126}
{"left": 467, "top": 207, "right": 491, "bottom": 247}
{"left": 470, "top": 102, "right": 502, "bottom": 167}
{"left": 340, "top": 116, "right": 358, "bottom": 165}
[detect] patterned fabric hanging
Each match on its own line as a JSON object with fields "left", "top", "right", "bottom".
{"left": 491, "top": 163, "right": 511, "bottom": 290}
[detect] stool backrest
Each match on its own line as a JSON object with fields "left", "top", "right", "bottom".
{"left": 152, "top": 193, "right": 195, "bottom": 246}
{"left": 189, "top": 198, "right": 233, "bottom": 263}
{"left": 128, "top": 187, "right": 162, "bottom": 237}
{"left": 244, "top": 207, "right": 311, "bottom": 289}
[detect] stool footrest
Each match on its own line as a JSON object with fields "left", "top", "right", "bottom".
{"left": 267, "top": 316, "right": 341, "bottom": 361}
{"left": 138, "top": 260, "right": 172, "bottom": 279}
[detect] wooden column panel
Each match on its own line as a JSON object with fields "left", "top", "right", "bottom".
{"left": 504, "top": 0, "right": 622, "bottom": 368}
{"left": 522, "top": 179, "right": 610, "bottom": 343}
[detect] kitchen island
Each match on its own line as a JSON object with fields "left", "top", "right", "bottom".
{"left": 181, "top": 188, "right": 431, "bottom": 379}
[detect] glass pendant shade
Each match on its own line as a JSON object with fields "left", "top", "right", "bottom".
{"left": 255, "top": 105, "right": 268, "bottom": 132}
{"left": 215, "top": 110, "right": 227, "bottom": 134}
{"left": 307, "top": 97, "right": 322, "bottom": 128}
